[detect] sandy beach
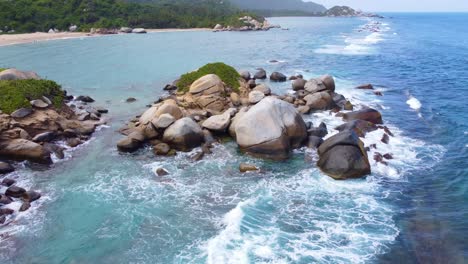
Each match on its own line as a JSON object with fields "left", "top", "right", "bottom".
{"left": 0, "top": 28, "right": 210, "bottom": 47}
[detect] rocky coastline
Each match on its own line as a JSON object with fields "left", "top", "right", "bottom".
{"left": 0, "top": 68, "right": 107, "bottom": 224}
{"left": 116, "top": 62, "right": 394, "bottom": 180}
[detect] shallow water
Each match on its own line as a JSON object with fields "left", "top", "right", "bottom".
{"left": 0, "top": 14, "right": 467, "bottom": 263}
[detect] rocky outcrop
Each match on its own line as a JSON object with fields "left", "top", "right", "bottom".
{"left": 342, "top": 108, "right": 383, "bottom": 124}
{"left": 235, "top": 97, "right": 307, "bottom": 159}
{"left": 317, "top": 131, "right": 371, "bottom": 179}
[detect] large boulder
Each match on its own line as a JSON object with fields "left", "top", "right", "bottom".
{"left": 270, "top": 72, "right": 287, "bottom": 82}
{"left": 0, "top": 69, "right": 40, "bottom": 80}
{"left": 304, "top": 92, "right": 334, "bottom": 110}
{"left": 248, "top": 91, "right": 265, "bottom": 104}
{"left": 116, "top": 130, "right": 145, "bottom": 152}
{"left": 292, "top": 78, "right": 307, "bottom": 91}
{"left": 304, "top": 78, "right": 327, "bottom": 94}
{"left": 253, "top": 84, "right": 271, "bottom": 95}
{"left": 254, "top": 69, "right": 267, "bottom": 79}
{"left": 320, "top": 75, "right": 335, "bottom": 92}
{"left": 189, "top": 74, "right": 225, "bottom": 95}
{"left": 162, "top": 117, "right": 204, "bottom": 150}
{"left": 189, "top": 74, "right": 227, "bottom": 113}
{"left": 202, "top": 110, "right": 232, "bottom": 132}
{"left": 342, "top": 108, "right": 383, "bottom": 124}
{"left": 235, "top": 97, "right": 307, "bottom": 159}
{"left": 0, "top": 139, "right": 51, "bottom": 164}
{"left": 317, "top": 131, "right": 371, "bottom": 180}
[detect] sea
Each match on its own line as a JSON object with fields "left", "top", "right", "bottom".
{"left": 0, "top": 13, "right": 467, "bottom": 264}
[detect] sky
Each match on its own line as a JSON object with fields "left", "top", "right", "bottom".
{"left": 311, "top": 0, "right": 468, "bottom": 12}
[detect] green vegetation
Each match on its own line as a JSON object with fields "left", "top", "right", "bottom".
{"left": 0, "top": 79, "right": 65, "bottom": 114}
{"left": 177, "top": 62, "right": 240, "bottom": 93}
{"left": 0, "top": 0, "right": 260, "bottom": 33}
{"left": 0, "top": 68, "right": 6, "bottom": 72}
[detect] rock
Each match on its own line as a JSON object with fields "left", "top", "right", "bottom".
{"left": 143, "top": 124, "right": 159, "bottom": 140}
{"left": 230, "top": 93, "right": 241, "bottom": 106}
{"left": 76, "top": 95, "right": 95, "bottom": 103}
{"left": 22, "top": 190, "right": 41, "bottom": 202}
{"left": 0, "top": 69, "right": 40, "bottom": 80}
{"left": 247, "top": 79, "right": 256, "bottom": 89}
{"left": 214, "top": 24, "right": 223, "bottom": 30}
{"left": 43, "top": 143, "right": 65, "bottom": 159}
{"left": 235, "top": 97, "right": 307, "bottom": 159}
{"left": 202, "top": 111, "right": 231, "bottom": 132}
{"left": 156, "top": 168, "right": 169, "bottom": 176}
{"left": 270, "top": 72, "right": 287, "bottom": 82}
{"left": 356, "top": 84, "right": 374, "bottom": 90}
{"left": 297, "top": 105, "right": 311, "bottom": 114}
{"left": 317, "top": 131, "right": 371, "bottom": 180}
{"left": 20, "top": 202, "right": 31, "bottom": 212}
{"left": 11, "top": 108, "right": 33, "bottom": 118}
{"left": 292, "top": 78, "right": 307, "bottom": 91}
{"left": 239, "top": 163, "right": 259, "bottom": 173}
{"left": 335, "top": 120, "right": 377, "bottom": 137}
{"left": 239, "top": 70, "right": 251, "bottom": 81}
{"left": 191, "top": 151, "right": 205, "bottom": 161}
{"left": 381, "top": 133, "right": 390, "bottom": 144}
{"left": 0, "top": 208, "right": 14, "bottom": 216}
{"left": 0, "top": 195, "right": 12, "bottom": 205}
{"left": 189, "top": 74, "right": 224, "bottom": 95}
{"left": 253, "top": 84, "right": 271, "bottom": 95}
{"left": 120, "top": 27, "right": 133, "bottom": 33}
{"left": 254, "top": 69, "right": 267, "bottom": 79}
{"left": 151, "top": 113, "right": 175, "bottom": 129}
{"left": 304, "top": 92, "right": 334, "bottom": 110}
{"left": 0, "top": 139, "right": 51, "bottom": 164}
{"left": 374, "top": 91, "right": 383, "bottom": 96}
{"left": 30, "top": 99, "right": 49, "bottom": 109}
{"left": 1, "top": 178, "right": 16, "bottom": 187}
{"left": 132, "top": 28, "right": 147, "bottom": 34}
{"left": 126, "top": 97, "right": 137, "bottom": 103}
{"left": 304, "top": 78, "right": 327, "bottom": 94}
{"left": 66, "top": 138, "right": 82, "bottom": 147}
{"left": 248, "top": 91, "right": 265, "bottom": 104}
{"left": 140, "top": 103, "right": 183, "bottom": 125}
{"left": 32, "top": 131, "right": 56, "bottom": 143}
{"left": 95, "top": 107, "right": 108, "bottom": 114}
{"left": 306, "top": 136, "right": 323, "bottom": 149}
{"left": 383, "top": 153, "right": 393, "bottom": 160}
{"left": 162, "top": 117, "right": 204, "bottom": 150}
{"left": 153, "top": 143, "right": 170, "bottom": 155}
{"left": 320, "top": 75, "right": 335, "bottom": 92}
{"left": 5, "top": 185, "right": 26, "bottom": 198}
{"left": 41, "top": 96, "right": 52, "bottom": 105}
{"left": 69, "top": 25, "right": 78, "bottom": 32}
{"left": 344, "top": 101, "right": 353, "bottom": 110}
{"left": 342, "top": 108, "right": 383, "bottom": 124}
{"left": 308, "top": 126, "right": 328, "bottom": 138}
{"left": 0, "top": 162, "right": 14, "bottom": 174}
{"left": 228, "top": 107, "right": 248, "bottom": 138}
{"left": 117, "top": 136, "right": 142, "bottom": 153}
{"left": 0, "top": 215, "right": 5, "bottom": 224}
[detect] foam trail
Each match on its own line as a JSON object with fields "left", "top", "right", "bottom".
{"left": 406, "top": 95, "right": 422, "bottom": 117}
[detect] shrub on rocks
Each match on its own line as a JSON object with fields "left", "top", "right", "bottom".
{"left": 177, "top": 62, "right": 240, "bottom": 93}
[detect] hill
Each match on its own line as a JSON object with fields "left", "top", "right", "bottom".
{"left": 0, "top": 0, "right": 256, "bottom": 33}
{"left": 229, "top": 0, "right": 327, "bottom": 15}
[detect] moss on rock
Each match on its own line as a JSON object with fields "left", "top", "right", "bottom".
{"left": 177, "top": 62, "right": 240, "bottom": 94}
{"left": 0, "top": 79, "right": 65, "bottom": 114}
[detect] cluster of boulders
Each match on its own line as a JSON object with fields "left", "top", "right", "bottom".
{"left": 0, "top": 69, "right": 107, "bottom": 165}
{"left": 213, "top": 17, "right": 280, "bottom": 32}
{"left": 0, "top": 164, "right": 41, "bottom": 224}
{"left": 117, "top": 65, "right": 394, "bottom": 180}
{"left": 88, "top": 27, "right": 147, "bottom": 35}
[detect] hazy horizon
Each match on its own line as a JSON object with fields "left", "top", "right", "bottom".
{"left": 311, "top": 0, "right": 468, "bottom": 12}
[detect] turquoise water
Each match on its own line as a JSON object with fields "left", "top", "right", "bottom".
{"left": 0, "top": 14, "right": 467, "bottom": 263}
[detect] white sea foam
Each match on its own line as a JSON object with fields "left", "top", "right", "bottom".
{"left": 406, "top": 96, "right": 422, "bottom": 110}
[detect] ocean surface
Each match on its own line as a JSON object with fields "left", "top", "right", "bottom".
{"left": 0, "top": 13, "right": 467, "bottom": 263}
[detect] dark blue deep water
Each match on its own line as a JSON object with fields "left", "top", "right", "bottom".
{"left": 0, "top": 13, "right": 467, "bottom": 263}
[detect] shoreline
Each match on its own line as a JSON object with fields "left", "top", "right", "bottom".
{"left": 0, "top": 28, "right": 210, "bottom": 47}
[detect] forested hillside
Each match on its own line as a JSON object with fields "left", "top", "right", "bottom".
{"left": 229, "top": 0, "right": 327, "bottom": 15}
{"left": 0, "top": 0, "right": 255, "bottom": 33}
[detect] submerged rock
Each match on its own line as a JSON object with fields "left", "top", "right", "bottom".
{"left": 5, "top": 185, "right": 26, "bottom": 198}
{"left": 270, "top": 72, "right": 287, "bottom": 82}
{"left": 0, "top": 162, "right": 14, "bottom": 174}
{"left": 235, "top": 97, "right": 307, "bottom": 159}
{"left": 239, "top": 163, "right": 259, "bottom": 173}
{"left": 317, "top": 130, "right": 371, "bottom": 180}
{"left": 253, "top": 69, "right": 267, "bottom": 79}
